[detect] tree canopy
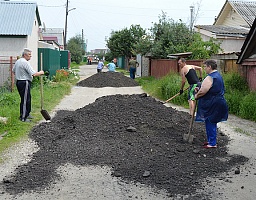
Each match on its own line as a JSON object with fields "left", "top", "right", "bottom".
{"left": 106, "top": 25, "right": 146, "bottom": 59}
{"left": 67, "top": 35, "right": 85, "bottom": 64}
{"left": 106, "top": 12, "right": 222, "bottom": 59}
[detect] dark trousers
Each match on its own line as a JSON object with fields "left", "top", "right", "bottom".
{"left": 16, "top": 80, "right": 31, "bottom": 120}
{"left": 205, "top": 118, "right": 217, "bottom": 146}
{"left": 129, "top": 67, "right": 136, "bottom": 79}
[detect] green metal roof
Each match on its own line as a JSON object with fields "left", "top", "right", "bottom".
{"left": 0, "top": 1, "right": 41, "bottom": 35}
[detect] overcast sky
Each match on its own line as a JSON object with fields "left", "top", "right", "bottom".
{"left": 17, "top": 0, "right": 227, "bottom": 51}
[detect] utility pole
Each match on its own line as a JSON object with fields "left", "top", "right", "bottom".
{"left": 190, "top": 6, "right": 194, "bottom": 32}
{"left": 64, "top": 0, "right": 69, "bottom": 50}
{"left": 82, "top": 29, "right": 84, "bottom": 50}
{"left": 64, "top": 0, "right": 76, "bottom": 50}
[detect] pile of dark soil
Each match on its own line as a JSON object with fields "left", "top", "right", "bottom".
{"left": 76, "top": 71, "right": 139, "bottom": 87}
{"left": 1, "top": 72, "right": 248, "bottom": 199}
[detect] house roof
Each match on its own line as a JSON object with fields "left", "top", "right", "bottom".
{"left": 42, "top": 28, "right": 64, "bottom": 45}
{"left": 214, "top": 0, "right": 256, "bottom": 27}
{"left": 0, "top": 1, "right": 41, "bottom": 35}
{"left": 237, "top": 18, "right": 256, "bottom": 63}
{"left": 194, "top": 25, "right": 249, "bottom": 37}
{"left": 167, "top": 52, "right": 192, "bottom": 59}
{"left": 43, "top": 36, "right": 58, "bottom": 42}
{"left": 44, "top": 28, "right": 64, "bottom": 34}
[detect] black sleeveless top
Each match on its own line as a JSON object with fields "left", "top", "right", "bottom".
{"left": 185, "top": 69, "right": 199, "bottom": 85}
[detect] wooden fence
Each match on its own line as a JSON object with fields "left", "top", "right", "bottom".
{"left": 0, "top": 56, "right": 17, "bottom": 91}
{"left": 150, "top": 59, "right": 204, "bottom": 78}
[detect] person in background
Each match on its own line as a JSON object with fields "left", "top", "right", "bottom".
{"left": 113, "top": 57, "right": 118, "bottom": 68}
{"left": 12, "top": 48, "right": 44, "bottom": 122}
{"left": 195, "top": 59, "right": 228, "bottom": 148}
{"left": 107, "top": 59, "right": 116, "bottom": 72}
{"left": 128, "top": 56, "right": 139, "bottom": 79}
{"left": 178, "top": 58, "right": 202, "bottom": 115}
{"left": 97, "top": 59, "right": 104, "bottom": 73}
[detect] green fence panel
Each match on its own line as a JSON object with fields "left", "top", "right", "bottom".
{"left": 60, "top": 50, "right": 69, "bottom": 69}
{"left": 38, "top": 48, "right": 61, "bottom": 79}
{"left": 117, "top": 56, "right": 125, "bottom": 69}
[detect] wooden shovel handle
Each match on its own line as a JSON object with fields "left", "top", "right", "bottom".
{"left": 40, "top": 53, "right": 44, "bottom": 110}
{"left": 165, "top": 86, "right": 189, "bottom": 103}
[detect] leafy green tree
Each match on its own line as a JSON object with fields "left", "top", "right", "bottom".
{"left": 135, "top": 12, "right": 222, "bottom": 59}
{"left": 138, "top": 12, "right": 193, "bottom": 58}
{"left": 187, "top": 33, "right": 222, "bottom": 59}
{"left": 67, "top": 34, "right": 85, "bottom": 64}
{"left": 106, "top": 25, "right": 146, "bottom": 58}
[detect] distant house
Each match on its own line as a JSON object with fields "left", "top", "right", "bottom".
{"left": 0, "top": 1, "right": 42, "bottom": 70}
{"left": 237, "top": 18, "right": 256, "bottom": 91}
{"left": 194, "top": 0, "right": 256, "bottom": 73}
{"left": 214, "top": 0, "right": 256, "bottom": 28}
{"left": 195, "top": 0, "right": 256, "bottom": 54}
{"left": 194, "top": 25, "right": 249, "bottom": 53}
{"left": 91, "top": 49, "right": 109, "bottom": 54}
{"left": 39, "top": 36, "right": 61, "bottom": 50}
{"left": 41, "top": 28, "right": 64, "bottom": 49}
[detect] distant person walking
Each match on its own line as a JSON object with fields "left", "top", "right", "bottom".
{"left": 12, "top": 48, "right": 44, "bottom": 122}
{"left": 195, "top": 59, "right": 228, "bottom": 148}
{"left": 113, "top": 57, "right": 118, "bottom": 68}
{"left": 97, "top": 59, "right": 104, "bottom": 73}
{"left": 107, "top": 59, "right": 117, "bottom": 72}
{"left": 128, "top": 56, "right": 139, "bottom": 79}
{"left": 178, "top": 58, "right": 202, "bottom": 115}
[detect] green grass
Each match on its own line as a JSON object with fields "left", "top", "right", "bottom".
{"left": 0, "top": 69, "right": 80, "bottom": 161}
{"left": 70, "top": 61, "right": 86, "bottom": 69}
{"left": 137, "top": 72, "right": 256, "bottom": 122}
{"left": 234, "top": 127, "right": 250, "bottom": 136}
{"left": 116, "top": 67, "right": 129, "bottom": 76}
{"left": 136, "top": 73, "right": 190, "bottom": 108}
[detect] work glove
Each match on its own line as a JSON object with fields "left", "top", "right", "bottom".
{"left": 179, "top": 89, "right": 183, "bottom": 95}
{"left": 199, "top": 77, "right": 202, "bottom": 82}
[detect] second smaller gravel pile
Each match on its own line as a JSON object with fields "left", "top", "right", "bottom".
{"left": 77, "top": 71, "right": 140, "bottom": 88}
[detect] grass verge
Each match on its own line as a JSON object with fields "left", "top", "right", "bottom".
{"left": 0, "top": 69, "right": 79, "bottom": 161}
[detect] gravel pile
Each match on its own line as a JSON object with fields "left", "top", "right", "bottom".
{"left": 1, "top": 72, "right": 248, "bottom": 199}
{"left": 76, "top": 71, "right": 139, "bottom": 87}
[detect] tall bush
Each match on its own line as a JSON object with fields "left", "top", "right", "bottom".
{"left": 239, "top": 92, "right": 256, "bottom": 121}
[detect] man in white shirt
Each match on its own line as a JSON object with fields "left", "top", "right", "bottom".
{"left": 12, "top": 48, "right": 44, "bottom": 122}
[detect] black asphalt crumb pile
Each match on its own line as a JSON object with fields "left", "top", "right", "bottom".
{"left": 1, "top": 73, "right": 248, "bottom": 199}
{"left": 76, "top": 71, "right": 139, "bottom": 88}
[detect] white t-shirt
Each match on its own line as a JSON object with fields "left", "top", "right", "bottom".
{"left": 12, "top": 58, "right": 36, "bottom": 82}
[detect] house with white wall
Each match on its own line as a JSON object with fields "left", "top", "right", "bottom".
{"left": 194, "top": 0, "right": 256, "bottom": 54}
{"left": 0, "top": 1, "right": 42, "bottom": 70}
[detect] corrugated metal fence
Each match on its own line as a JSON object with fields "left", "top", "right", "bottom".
{"left": 0, "top": 56, "right": 17, "bottom": 91}
{"left": 150, "top": 59, "right": 204, "bottom": 78}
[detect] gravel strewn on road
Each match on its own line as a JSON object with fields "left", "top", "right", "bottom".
{"left": 0, "top": 72, "right": 248, "bottom": 199}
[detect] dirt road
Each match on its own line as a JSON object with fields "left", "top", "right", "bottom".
{"left": 0, "top": 65, "right": 256, "bottom": 200}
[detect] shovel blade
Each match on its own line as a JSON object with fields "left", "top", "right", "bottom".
{"left": 183, "top": 133, "right": 194, "bottom": 144}
{"left": 41, "top": 109, "right": 51, "bottom": 121}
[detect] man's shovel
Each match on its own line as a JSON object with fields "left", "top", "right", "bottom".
{"left": 40, "top": 53, "right": 51, "bottom": 121}
{"left": 183, "top": 100, "right": 197, "bottom": 143}
{"left": 164, "top": 86, "right": 189, "bottom": 104}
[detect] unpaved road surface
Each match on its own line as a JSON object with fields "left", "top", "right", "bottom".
{"left": 0, "top": 65, "right": 256, "bottom": 200}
